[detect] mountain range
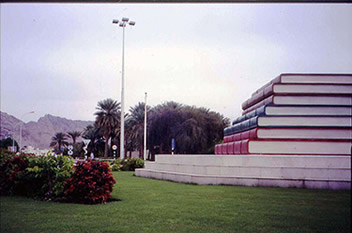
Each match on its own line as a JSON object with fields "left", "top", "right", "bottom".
{"left": 0, "top": 111, "right": 93, "bottom": 149}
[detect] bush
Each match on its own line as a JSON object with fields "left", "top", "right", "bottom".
{"left": 0, "top": 138, "right": 19, "bottom": 151}
{"left": 0, "top": 148, "right": 15, "bottom": 164}
{"left": 1, "top": 151, "right": 117, "bottom": 204}
{"left": 24, "top": 153, "right": 74, "bottom": 200}
{"left": 0, "top": 153, "right": 30, "bottom": 195}
{"left": 110, "top": 159, "right": 121, "bottom": 172}
{"left": 121, "top": 158, "right": 144, "bottom": 171}
{"left": 0, "top": 151, "right": 74, "bottom": 200}
{"left": 64, "top": 160, "right": 116, "bottom": 204}
{"left": 107, "top": 158, "right": 144, "bottom": 172}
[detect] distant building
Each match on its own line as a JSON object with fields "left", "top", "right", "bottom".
{"left": 22, "top": 146, "right": 49, "bottom": 156}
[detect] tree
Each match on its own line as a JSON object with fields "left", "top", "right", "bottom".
{"left": 126, "top": 102, "right": 151, "bottom": 158}
{"left": 0, "top": 137, "right": 19, "bottom": 152}
{"left": 50, "top": 132, "right": 69, "bottom": 154}
{"left": 82, "top": 124, "right": 104, "bottom": 157}
{"left": 67, "top": 131, "right": 81, "bottom": 146}
{"left": 94, "top": 99, "right": 121, "bottom": 158}
{"left": 148, "top": 101, "right": 230, "bottom": 159}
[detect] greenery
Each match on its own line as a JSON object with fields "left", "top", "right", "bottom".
{"left": 107, "top": 158, "right": 144, "bottom": 172}
{"left": 64, "top": 160, "right": 115, "bottom": 204}
{"left": 67, "top": 131, "right": 81, "bottom": 146}
{"left": 0, "top": 152, "right": 74, "bottom": 200}
{"left": 0, "top": 153, "right": 30, "bottom": 195}
{"left": 82, "top": 124, "right": 104, "bottom": 157}
{"left": 67, "top": 131, "right": 82, "bottom": 155}
{"left": 0, "top": 138, "right": 19, "bottom": 151}
{"left": 0, "top": 148, "right": 15, "bottom": 163}
{"left": 120, "top": 158, "right": 144, "bottom": 171}
{"left": 94, "top": 98, "right": 121, "bottom": 158}
{"left": 24, "top": 152, "right": 74, "bottom": 200}
{"left": 47, "top": 100, "right": 229, "bottom": 159}
{"left": 50, "top": 132, "right": 69, "bottom": 154}
{"left": 125, "top": 102, "right": 151, "bottom": 158}
{"left": 1, "top": 172, "right": 350, "bottom": 233}
{"left": 148, "top": 102, "right": 229, "bottom": 159}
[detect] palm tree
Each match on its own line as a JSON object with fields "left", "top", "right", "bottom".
{"left": 82, "top": 124, "right": 104, "bottom": 157}
{"left": 67, "top": 131, "right": 81, "bottom": 146}
{"left": 127, "top": 102, "right": 150, "bottom": 158}
{"left": 50, "top": 132, "right": 69, "bottom": 154}
{"left": 94, "top": 98, "right": 121, "bottom": 158}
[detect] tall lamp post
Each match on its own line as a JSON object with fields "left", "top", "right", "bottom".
{"left": 112, "top": 17, "right": 135, "bottom": 160}
{"left": 144, "top": 92, "right": 147, "bottom": 160}
{"left": 11, "top": 123, "right": 21, "bottom": 152}
{"left": 19, "top": 111, "right": 35, "bottom": 153}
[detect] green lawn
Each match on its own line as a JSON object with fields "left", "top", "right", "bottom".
{"left": 1, "top": 172, "right": 350, "bottom": 233}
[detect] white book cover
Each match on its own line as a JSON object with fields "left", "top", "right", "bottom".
{"left": 248, "top": 140, "right": 351, "bottom": 155}
{"left": 273, "top": 96, "right": 352, "bottom": 106}
{"left": 256, "top": 128, "right": 352, "bottom": 140}
{"left": 251, "top": 74, "right": 352, "bottom": 97}
{"left": 265, "top": 106, "right": 352, "bottom": 116}
{"left": 273, "top": 84, "right": 352, "bottom": 94}
{"left": 257, "top": 116, "right": 352, "bottom": 127}
{"left": 281, "top": 74, "right": 352, "bottom": 84}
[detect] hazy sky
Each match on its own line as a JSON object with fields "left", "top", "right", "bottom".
{"left": 1, "top": 3, "right": 352, "bottom": 123}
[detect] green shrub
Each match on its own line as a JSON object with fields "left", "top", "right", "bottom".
{"left": 121, "top": 158, "right": 144, "bottom": 171}
{"left": 24, "top": 152, "right": 74, "bottom": 200}
{"left": 111, "top": 162, "right": 121, "bottom": 172}
{"left": 0, "top": 150, "right": 73, "bottom": 200}
{"left": 108, "top": 159, "right": 122, "bottom": 172}
{"left": 107, "top": 158, "right": 144, "bottom": 172}
{"left": 0, "top": 148, "right": 15, "bottom": 164}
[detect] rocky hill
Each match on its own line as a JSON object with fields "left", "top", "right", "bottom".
{"left": 0, "top": 111, "right": 93, "bottom": 149}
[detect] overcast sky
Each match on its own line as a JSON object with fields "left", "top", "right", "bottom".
{"left": 1, "top": 3, "right": 352, "bottom": 123}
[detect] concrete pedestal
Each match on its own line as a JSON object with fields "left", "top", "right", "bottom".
{"left": 135, "top": 154, "right": 351, "bottom": 190}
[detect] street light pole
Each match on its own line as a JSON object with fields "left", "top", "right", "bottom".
{"left": 144, "top": 92, "right": 147, "bottom": 160}
{"left": 113, "top": 17, "right": 135, "bottom": 160}
{"left": 19, "top": 111, "right": 34, "bottom": 153}
{"left": 12, "top": 122, "right": 21, "bottom": 153}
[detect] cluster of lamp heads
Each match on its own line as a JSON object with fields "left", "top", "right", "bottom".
{"left": 112, "top": 18, "right": 136, "bottom": 27}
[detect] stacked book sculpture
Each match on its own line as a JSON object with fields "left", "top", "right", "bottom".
{"left": 215, "top": 74, "right": 352, "bottom": 155}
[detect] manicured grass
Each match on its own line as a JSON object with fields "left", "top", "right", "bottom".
{"left": 1, "top": 172, "right": 350, "bottom": 233}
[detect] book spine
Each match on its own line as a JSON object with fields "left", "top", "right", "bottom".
{"left": 227, "top": 142, "right": 234, "bottom": 155}
{"left": 214, "top": 144, "right": 220, "bottom": 155}
{"left": 225, "top": 128, "right": 258, "bottom": 142}
{"left": 240, "top": 139, "right": 249, "bottom": 154}
{"left": 242, "top": 85, "right": 273, "bottom": 110}
{"left": 224, "top": 135, "right": 232, "bottom": 143}
{"left": 232, "top": 105, "right": 266, "bottom": 125}
{"left": 242, "top": 96, "right": 274, "bottom": 115}
{"left": 222, "top": 140, "right": 250, "bottom": 155}
{"left": 234, "top": 141, "right": 241, "bottom": 154}
{"left": 224, "top": 117, "right": 258, "bottom": 136}
{"left": 251, "top": 75, "right": 281, "bottom": 97}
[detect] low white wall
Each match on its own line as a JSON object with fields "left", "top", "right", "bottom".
{"left": 135, "top": 154, "right": 351, "bottom": 190}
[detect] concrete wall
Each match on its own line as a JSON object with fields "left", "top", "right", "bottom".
{"left": 135, "top": 154, "right": 351, "bottom": 190}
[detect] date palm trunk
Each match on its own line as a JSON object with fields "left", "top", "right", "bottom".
{"left": 104, "top": 135, "right": 109, "bottom": 158}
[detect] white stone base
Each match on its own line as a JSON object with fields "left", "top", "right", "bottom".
{"left": 135, "top": 154, "right": 351, "bottom": 190}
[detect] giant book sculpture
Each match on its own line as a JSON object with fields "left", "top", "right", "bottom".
{"left": 136, "top": 74, "right": 352, "bottom": 190}
{"left": 216, "top": 74, "right": 352, "bottom": 156}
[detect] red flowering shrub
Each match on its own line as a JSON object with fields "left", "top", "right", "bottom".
{"left": 64, "top": 160, "right": 116, "bottom": 204}
{"left": 0, "top": 154, "right": 30, "bottom": 195}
